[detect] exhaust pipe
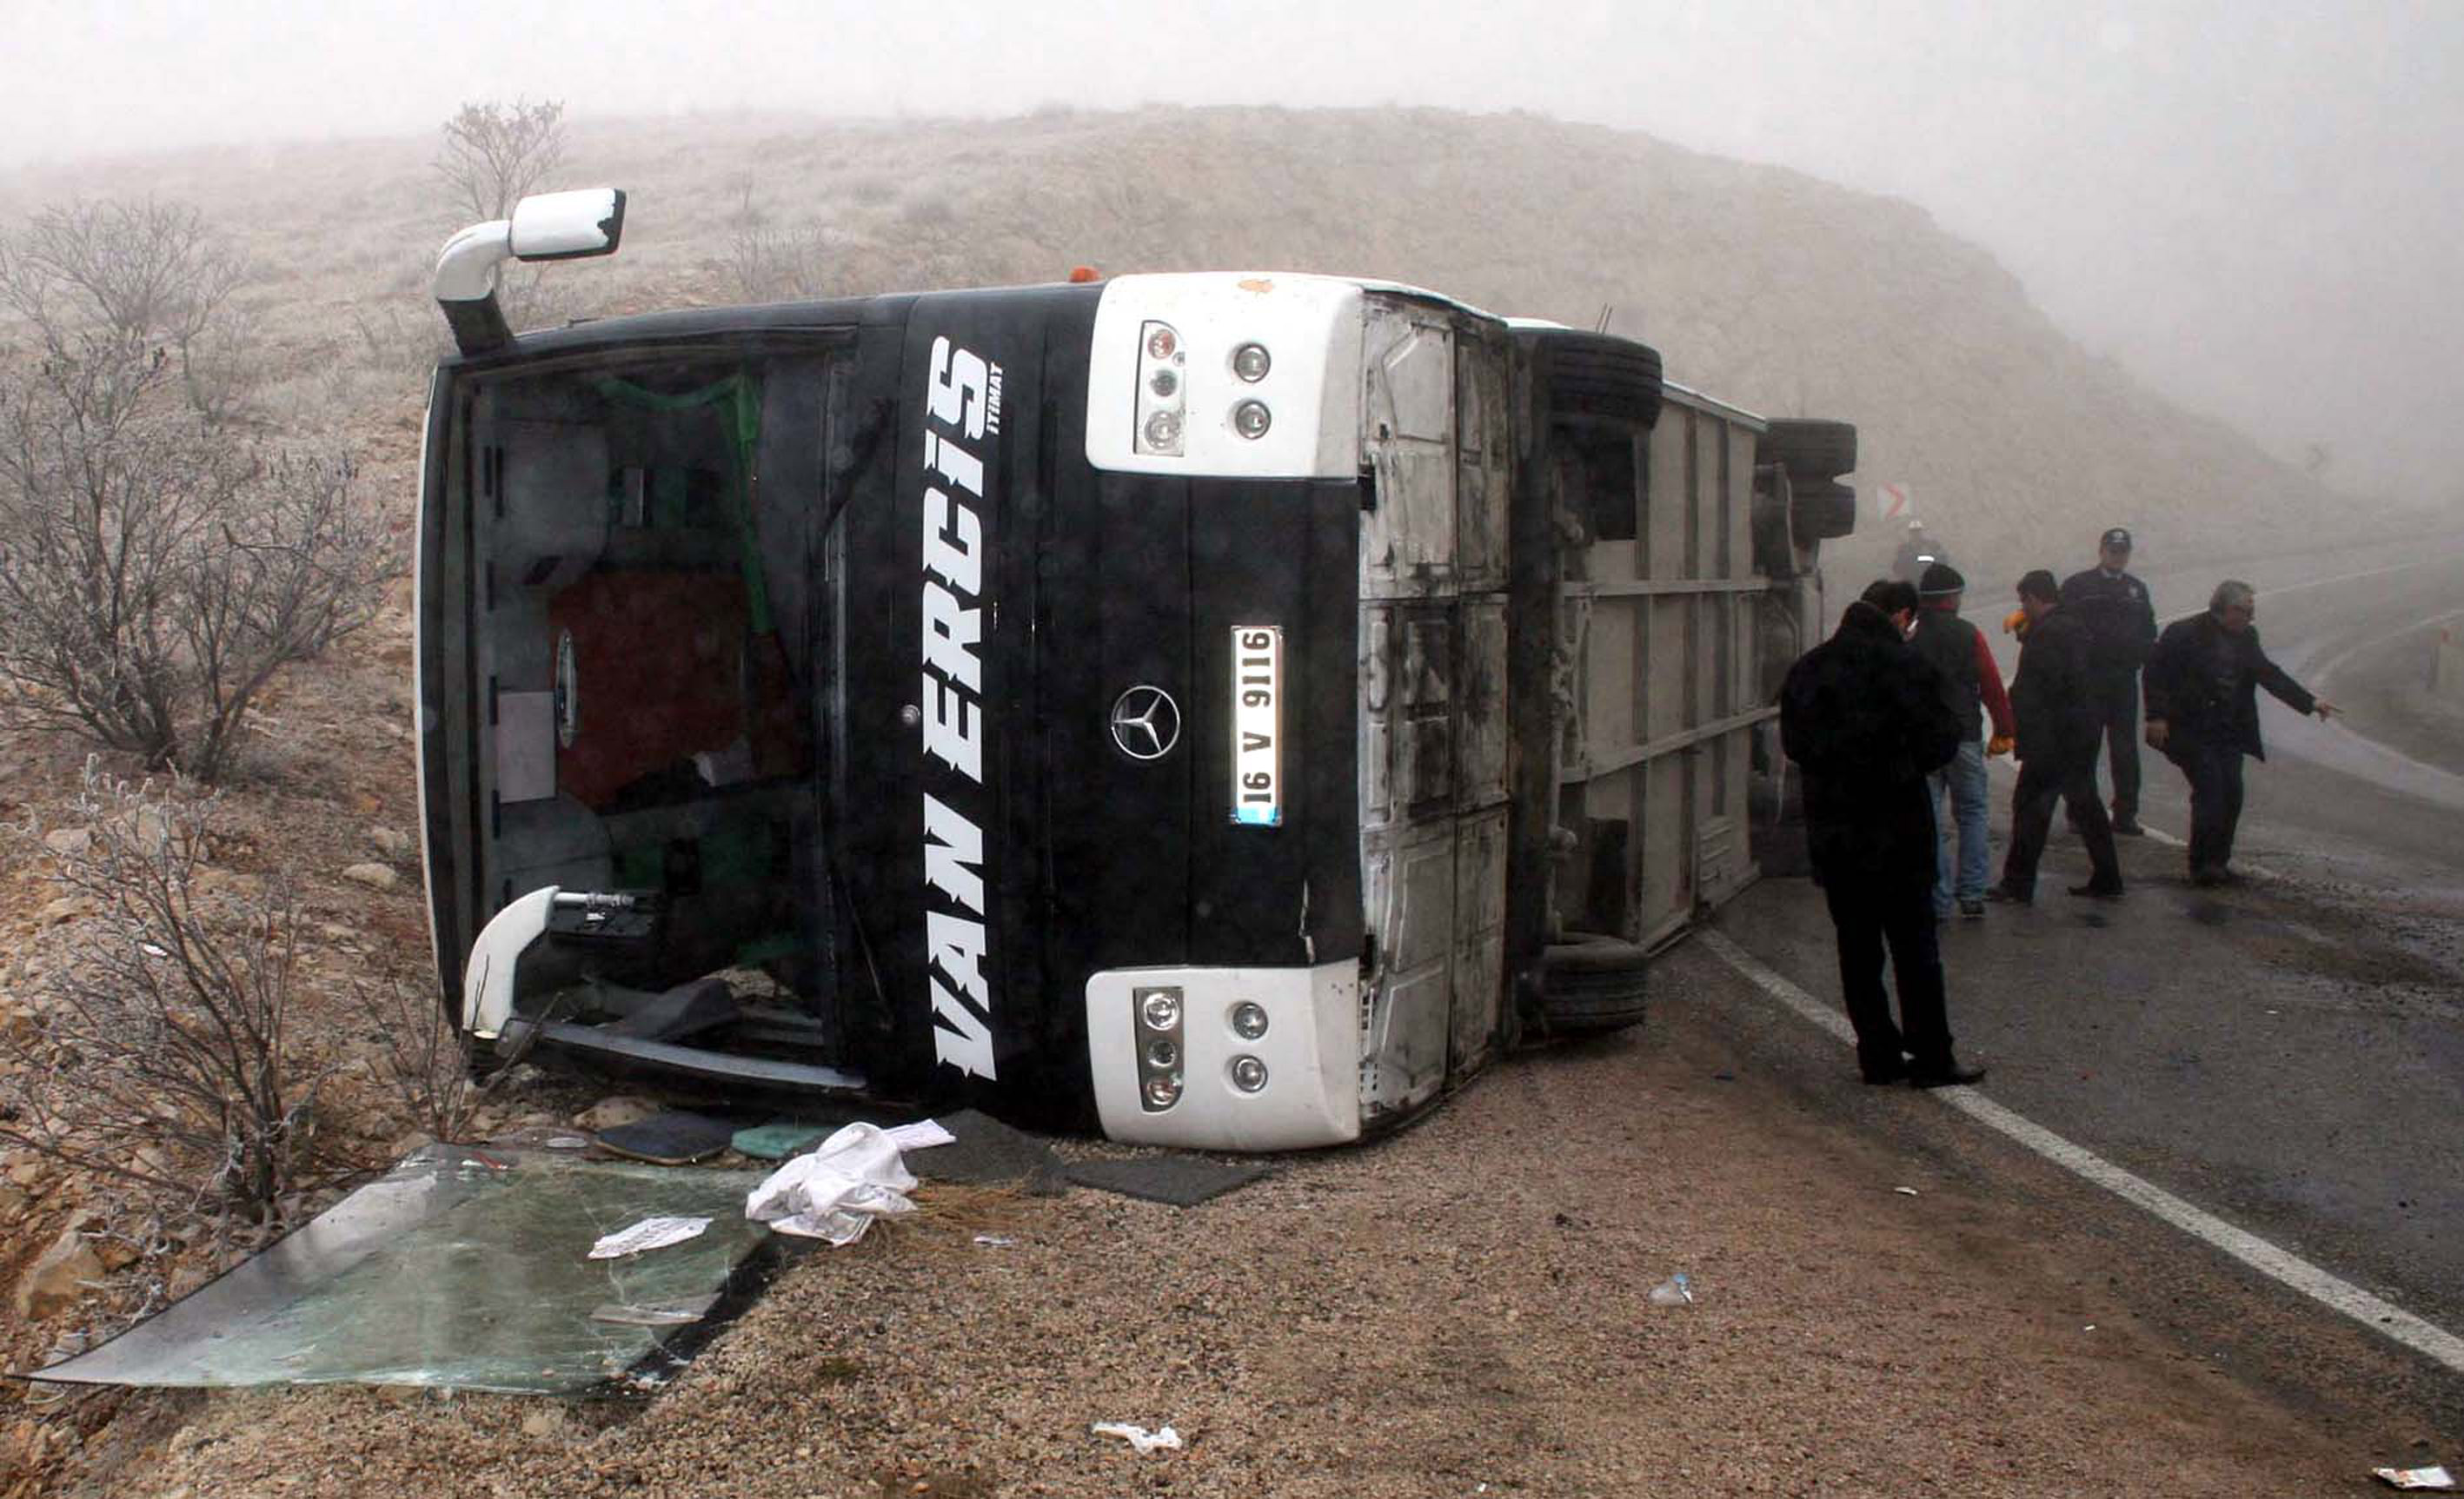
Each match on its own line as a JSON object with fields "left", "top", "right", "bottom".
{"left": 432, "top": 187, "right": 628, "bottom": 356}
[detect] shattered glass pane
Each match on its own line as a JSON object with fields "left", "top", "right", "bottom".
{"left": 30, "top": 1145, "right": 767, "bottom": 1395}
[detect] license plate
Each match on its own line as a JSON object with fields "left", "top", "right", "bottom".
{"left": 1231, "top": 626, "right": 1282, "bottom": 826}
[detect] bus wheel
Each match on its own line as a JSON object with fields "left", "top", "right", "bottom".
{"left": 1790, "top": 478, "right": 1858, "bottom": 541}
{"left": 1758, "top": 418, "right": 1858, "bottom": 480}
{"left": 1538, "top": 932, "right": 1650, "bottom": 1034}
{"left": 1538, "top": 333, "right": 1664, "bottom": 428}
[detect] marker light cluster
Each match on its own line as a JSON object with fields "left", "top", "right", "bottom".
{"left": 1132, "top": 989, "right": 1278, "bottom": 1109}
{"left": 1135, "top": 985, "right": 1185, "bottom": 1111}
{"left": 1130, "top": 325, "right": 1278, "bottom": 454}
{"left": 1134, "top": 322, "right": 1186, "bottom": 457}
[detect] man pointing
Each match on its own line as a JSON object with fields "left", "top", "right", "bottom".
{"left": 2143, "top": 580, "right": 2339, "bottom": 886}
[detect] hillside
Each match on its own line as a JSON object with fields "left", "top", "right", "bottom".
{"left": 0, "top": 104, "right": 2363, "bottom": 589}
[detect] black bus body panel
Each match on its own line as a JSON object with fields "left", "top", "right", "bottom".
{"left": 419, "top": 285, "right": 1364, "bottom": 1130}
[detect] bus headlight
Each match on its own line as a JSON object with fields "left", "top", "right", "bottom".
{"left": 1229, "top": 1055, "right": 1269, "bottom": 1092}
{"left": 1140, "top": 989, "right": 1182, "bottom": 1031}
{"left": 1231, "top": 1001, "right": 1269, "bottom": 1039}
{"left": 1231, "top": 342, "right": 1271, "bottom": 382}
{"left": 1145, "top": 1077, "right": 1182, "bottom": 1109}
{"left": 1232, "top": 400, "right": 1272, "bottom": 440}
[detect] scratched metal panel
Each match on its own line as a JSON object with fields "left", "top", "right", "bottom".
{"left": 1360, "top": 607, "right": 1396, "bottom": 832}
{"left": 1394, "top": 609, "right": 1456, "bottom": 817}
{"left": 1453, "top": 335, "right": 1510, "bottom": 594}
{"left": 1449, "top": 805, "right": 1508, "bottom": 1072}
{"left": 1358, "top": 820, "right": 1456, "bottom": 1114}
{"left": 1359, "top": 308, "right": 1455, "bottom": 602}
{"left": 1458, "top": 596, "right": 1510, "bottom": 813}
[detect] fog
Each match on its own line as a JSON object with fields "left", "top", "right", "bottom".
{"left": 3, "top": 0, "right": 2459, "bottom": 506}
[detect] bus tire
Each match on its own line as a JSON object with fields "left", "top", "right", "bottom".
{"left": 1537, "top": 333, "right": 1664, "bottom": 428}
{"left": 1538, "top": 932, "right": 1650, "bottom": 1034}
{"left": 1758, "top": 418, "right": 1857, "bottom": 480}
{"left": 1790, "top": 479, "right": 1858, "bottom": 541}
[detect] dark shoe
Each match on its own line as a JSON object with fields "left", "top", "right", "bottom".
{"left": 1861, "top": 1062, "right": 1909, "bottom": 1085}
{"left": 2111, "top": 817, "right": 2146, "bottom": 837}
{"left": 2068, "top": 881, "right": 2125, "bottom": 899}
{"left": 1957, "top": 899, "right": 1986, "bottom": 919}
{"left": 1984, "top": 884, "right": 2031, "bottom": 905}
{"left": 1909, "top": 1063, "right": 1987, "bottom": 1089}
{"left": 2189, "top": 866, "right": 2228, "bottom": 889}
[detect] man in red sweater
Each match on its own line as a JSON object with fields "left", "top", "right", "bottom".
{"left": 1909, "top": 563, "right": 2016, "bottom": 918}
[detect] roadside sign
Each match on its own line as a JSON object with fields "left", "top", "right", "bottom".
{"left": 1876, "top": 481, "right": 1912, "bottom": 521}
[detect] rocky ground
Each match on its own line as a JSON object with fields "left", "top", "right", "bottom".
{"left": 11, "top": 944, "right": 2423, "bottom": 1499}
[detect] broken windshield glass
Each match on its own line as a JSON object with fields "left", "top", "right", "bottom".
{"left": 30, "top": 1144, "right": 768, "bottom": 1396}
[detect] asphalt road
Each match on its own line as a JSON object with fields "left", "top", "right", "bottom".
{"left": 1716, "top": 534, "right": 2464, "bottom": 1431}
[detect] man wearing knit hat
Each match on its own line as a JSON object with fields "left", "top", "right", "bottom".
{"left": 1909, "top": 562, "right": 2016, "bottom": 918}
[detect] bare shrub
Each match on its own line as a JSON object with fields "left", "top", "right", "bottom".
{"left": 0, "top": 325, "right": 399, "bottom": 781}
{"left": 0, "top": 197, "right": 253, "bottom": 421}
{"left": 728, "top": 220, "right": 839, "bottom": 303}
{"left": 723, "top": 182, "right": 846, "bottom": 303}
{"left": 0, "top": 767, "right": 336, "bottom": 1228}
{"left": 435, "top": 98, "right": 567, "bottom": 222}
{"left": 364, "top": 971, "right": 483, "bottom": 1147}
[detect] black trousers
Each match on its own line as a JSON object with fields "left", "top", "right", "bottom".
{"left": 2089, "top": 671, "right": 2143, "bottom": 819}
{"left": 2004, "top": 755, "right": 2122, "bottom": 893}
{"left": 1819, "top": 874, "right": 1953, "bottom": 1077}
{"left": 2171, "top": 740, "right": 2248, "bottom": 874}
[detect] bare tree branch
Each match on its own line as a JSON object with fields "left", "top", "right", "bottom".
{"left": 0, "top": 277, "right": 399, "bottom": 780}
{"left": 435, "top": 98, "right": 567, "bottom": 223}
{"left": 0, "top": 767, "right": 343, "bottom": 1226}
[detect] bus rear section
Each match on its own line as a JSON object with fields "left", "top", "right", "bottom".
{"left": 416, "top": 193, "right": 1819, "bottom": 1151}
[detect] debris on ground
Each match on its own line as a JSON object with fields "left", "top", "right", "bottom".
{"left": 731, "top": 1120, "right": 836, "bottom": 1161}
{"left": 743, "top": 1123, "right": 918, "bottom": 1244}
{"left": 1091, "top": 1422, "right": 1185, "bottom": 1455}
{"left": 588, "top": 1215, "right": 714, "bottom": 1259}
{"left": 1647, "top": 1273, "right": 1694, "bottom": 1306}
{"left": 2375, "top": 1466, "right": 2457, "bottom": 1491}
{"left": 1064, "top": 1154, "right": 1273, "bottom": 1205}
{"left": 26, "top": 1144, "right": 767, "bottom": 1394}
{"left": 594, "top": 1111, "right": 740, "bottom": 1165}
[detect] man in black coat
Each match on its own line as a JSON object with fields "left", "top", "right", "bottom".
{"left": 2144, "top": 580, "right": 2340, "bottom": 885}
{"left": 1779, "top": 580, "right": 1980, "bottom": 1087}
{"left": 2060, "top": 527, "right": 2159, "bottom": 834}
{"left": 1991, "top": 569, "right": 2124, "bottom": 901}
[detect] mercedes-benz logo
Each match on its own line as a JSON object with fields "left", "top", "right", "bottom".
{"left": 1109, "top": 685, "right": 1181, "bottom": 761}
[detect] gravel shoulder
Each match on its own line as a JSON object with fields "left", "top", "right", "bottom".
{"left": 58, "top": 946, "right": 2423, "bottom": 1499}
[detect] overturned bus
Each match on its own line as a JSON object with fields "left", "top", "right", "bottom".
{"left": 415, "top": 189, "right": 1852, "bottom": 1151}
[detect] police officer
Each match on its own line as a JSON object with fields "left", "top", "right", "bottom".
{"left": 2060, "top": 527, "right": 2157, "bottom": 835}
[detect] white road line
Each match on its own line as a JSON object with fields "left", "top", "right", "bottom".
{"left": 1697, "top": 927, "right": 2464, "bottom": 1375}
